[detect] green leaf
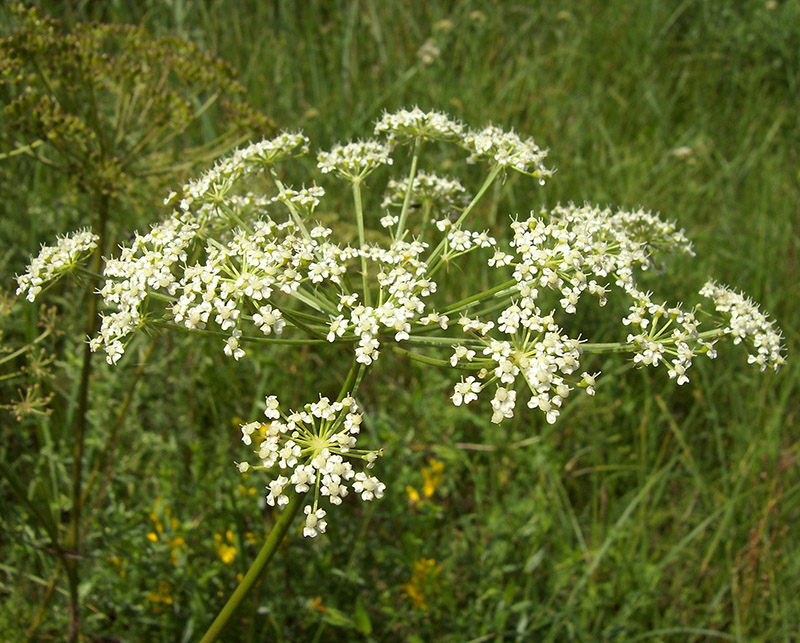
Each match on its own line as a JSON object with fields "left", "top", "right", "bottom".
{"left": 354, "top": 598, "right": 372, "bottom": 635}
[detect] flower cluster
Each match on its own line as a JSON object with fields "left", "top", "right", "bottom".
{"left": 175, "top": 131, "right": 309, "bottom": 211}
{"left": 18, "top": 108, "right": 786, "bottom": 535}
{"left": 449, "top": 307, "right": 584, "bottom": 424}
{"left": 317, "top": 139, "right": 394, "bottom": 181}
{"left": 92, "top": 217, "right": 197, "bottom": 363}
{"left": 505, "top": 204, "right": 694, "bottom": 313}
{"left": 620, "top": 288, "right": 713, "bottom": 386}
{"left": 15, "top": 229, "right": 98, "bottom": 302}
{"left": 374, "top": 107, "right": 464, "bottom": 142}
{"left": 381, "top": 171, "right": 470, "bottom": 224}
{"left": 463, "top": 125, "right": 552, "bottom": 178}
{"left": 238, "top": 395, "right": 383, "bottom": 537}
{"left": 700, "top": 281, "right": 785, "bottom": 371}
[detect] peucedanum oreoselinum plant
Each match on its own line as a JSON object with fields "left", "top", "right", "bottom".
{"left": 16, "top": 107, "right": 785, "bottom": 641}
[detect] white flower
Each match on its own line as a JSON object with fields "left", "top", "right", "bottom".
{"left": 253, "top": 305, "right": 284, "bottom": 335}
{"left": 240, "top": 421, "right": 260, "bottom": 445}
{"left": 490, "top": 387, "right": 517, "bottom": 424}
{"left": 450, "top": 345, "right": 476, "bottom": 367}
{"left": 291, "top": 464, "right": 316, "bottom": 493}
{"left": 327, "top": 315, "right": 348, "bottom": 342}
{"left": 264, "top": 395, "right": 281, "bottom": 419}
{"left": 353, "top": 472, "right": 385, "bottom": 501}
{"left": 303, "top": 505, "right": 328, "bottom": 538}
{"left": 223, "top": 330, "right": 245, "bottom": 360}
{"left": 266, "top": 476, "right": 289, "bottom": 507}
{"left": 452, "top": 376, "right": 482, "bottom": 406}
{"left": 239, "top": 394, "right": 383, "bottom": 537}
{"left": 579, "top": 372, "right": 600, "bottom": 396}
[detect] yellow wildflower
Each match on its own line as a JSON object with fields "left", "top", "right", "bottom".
{"left": 401, "top": 558, "right": 441, "bottom": 611}
{"left": 422, "top": 458, "right": 444, "bottom": 498}
{"left": 214, "top": 530, "right": 237, "bottom": 564}
{"left": 146, "top": 581, "right": 173, "bottom": 612}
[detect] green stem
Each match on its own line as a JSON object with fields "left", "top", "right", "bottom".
{"left": 0, "top": 326, "right": 52, "bottom": 367}
{"left": 442, "top": 278, "right": 517, "bottom": 315}
{"left": 391, "top": 345, "right": 486, "bottom": 369}
{"left": 23, "top": 561, "right": 62, "bottom": 643}
{"left": 352, "top": 179, "right": 370, "bottom": 306}
{"left": 337, "top": 358, "right": 364, "bottom": 403}
{"left": 199, "top": 492, "right": 306, "bottom": 643}
{"left": 64, "top": 192, "right": 108, "bottom": 642}
{"left": 425, "top": 164, "right": 503, "bottom": 277}
{"left": 151, "top": 321, "right": 332, "bottom": 345}
{"left": 404, "top": 334, "right": 482, "bottom": 346}
{"left": 394, "top": 136, "right": 421, "bottom": 241}
{"left": 271, "top": 170, "right": 313, "bottom": 242}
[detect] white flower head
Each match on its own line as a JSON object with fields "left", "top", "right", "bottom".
{"left": 317, "top": 139, "right": 393, "bottom": 181}
{"left": 463, "top": 125, "right": 552, "bottom": 179}
{"left": 240, "top": 394, "right": 383, "bottom": 537}
{"left": 16, "top": 229, "right": 98, "bottom": 302}
{"left": 374, "top": 107, "right": 463, "bottom": 142}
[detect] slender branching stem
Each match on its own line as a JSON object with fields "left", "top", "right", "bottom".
{"left": 352, "top": 178, "right": 370, "bottom": 306}
{"left": 271, "top": 169, "right": 313, "bottom": 242}
{"left": 199, "top": 359, "right": 364, "bottom": 642}
{"left": 442, "top": 278, "right": 518, "bottom": 315}
{"left": 426, "top": 164, "right": 503, "bottom": 277}
{"left": 394, "top": 136, "right": 421, "bottom": 241}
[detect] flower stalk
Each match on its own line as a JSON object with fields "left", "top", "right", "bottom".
{"left": 199, "top": 492, "right": 306, "bottom": 643}
{"left": 352, "top": 178, "right": 371, "bottom": 306}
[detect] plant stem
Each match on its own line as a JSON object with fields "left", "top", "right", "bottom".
{"left": 352, "top": 178, "right": 371, "bottom": 306}
{"left": 63, "top": 192, "right": 108, "bottom": 642}
{"left": 151, "top": 321, "right": 331, "bottom": 345}
{"left": 199, "top": 492, "right": 305, "bottom": 643}
{"left": 337, "top": 358, "right": 366, "bottom": 405}
{"left": 394, "top": 136, "right": 421, "bottom": 241}
{"left": 271, "top": 169, "right": 313, "bottom": 242}
{"left": 442, "top": 278, "right": 517, "bottom": 314}
{"left": 425, "top": 164, "right": 503, "bottom": 277}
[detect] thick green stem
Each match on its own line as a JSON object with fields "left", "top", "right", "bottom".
{"left": 394, "top": 136, "right": 421, "bottom": 241}
{"left": 199, "top": 492, "right": 306, "bottom": 643}
{"left": 336, "top": 358, "right": 366, "bottom": 403}
{"left": 64, "top": 192, "right": 108, "bottom": 642}
{"left": 352, "top": 179, "right": 371, "bottom": 306}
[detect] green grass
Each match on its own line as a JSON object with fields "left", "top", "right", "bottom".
{"left": 1, "top": 1, "right": 798, "bottom": 641}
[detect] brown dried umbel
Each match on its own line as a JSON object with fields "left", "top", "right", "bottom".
{"left": 0, "top": 4, "right": 273, "bottom": 199}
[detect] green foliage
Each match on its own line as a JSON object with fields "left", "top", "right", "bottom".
{"left": 0, "top": 4, "right": 271, "bottom": 200}
{"left": 1, "top": 1, "right": 798, "bottom": 642}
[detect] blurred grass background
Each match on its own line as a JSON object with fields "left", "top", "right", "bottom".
{"left": 1, "top": 1, "right": 798, "bottom": 641}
